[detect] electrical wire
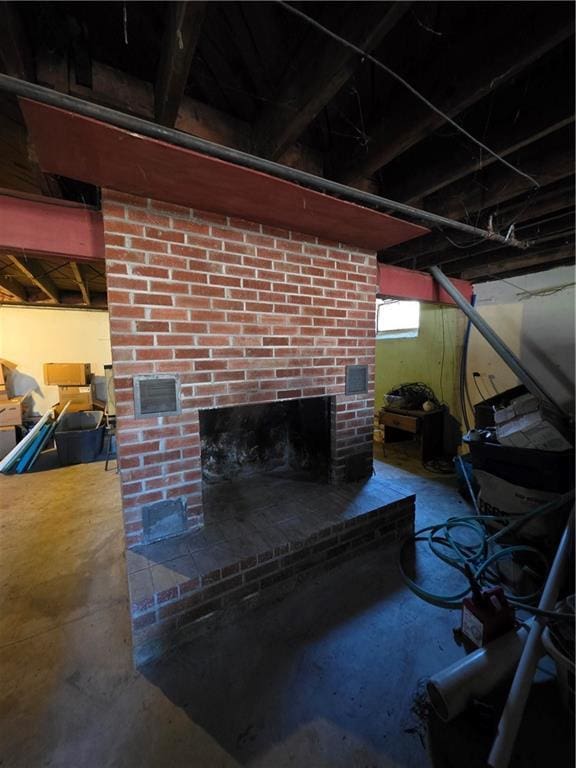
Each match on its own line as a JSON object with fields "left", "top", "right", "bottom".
{"left": 439, "top": 307, "right": 446, "bottom": 404}
{"left": 276, "top": 1, "right": 540, "bottom": 189}
{"left": 501, "top": 278, "right": 576, "bottom": 300}
{"left": 472, "top": 374, "right": 486, "bottom": 402}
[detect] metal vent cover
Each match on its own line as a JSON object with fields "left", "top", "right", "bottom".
{"left": 133, "top": 375, "right": 181, "bottom": 417}
{"left": 345, "top": 365, "right": 368, "bottom": 395}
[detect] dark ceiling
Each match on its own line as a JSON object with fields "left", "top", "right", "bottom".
{"left": 0, "top": 0, "right": 574, "bottom": 301}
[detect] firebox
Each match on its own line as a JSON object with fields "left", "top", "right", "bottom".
{"left": 199, "top": 397, "right": 332, "bottom": 485}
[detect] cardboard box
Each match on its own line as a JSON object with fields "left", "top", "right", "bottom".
{"left": 44, "top": 363, "right": 91, "bottom": 386}
{"left": 0, "top": 425, "right": 17, "bottom": 460}
{"left": 493, "top": 393, "right": 540, "bottom": 425}
{"left": 0, "top": 397, "right": 23, "bottom": 427}
{"left": 0, "top": 358, "right": 16, "bottom": 400}
{"left": 56, "top": 389, "right": 93, "bottom": 414}
{"left": 496, "top": 410, "right": 572, "bottom": 452}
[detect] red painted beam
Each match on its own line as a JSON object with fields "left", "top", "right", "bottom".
{"left": 0, "top": 192, "right": 104, "bottom": 261}
{"left": 19, "top": 99, "right": 429, "bottom": 252}
{"left": 377, "top": 263, "right": 473, "bottom": 306}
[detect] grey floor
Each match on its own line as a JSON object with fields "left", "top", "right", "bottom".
{"left": 0, "top": 443, "right": 571, "bottom": 767}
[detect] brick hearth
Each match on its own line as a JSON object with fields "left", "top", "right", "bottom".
{"left": 127, "top": 472, "right": 415, "bottom": 665}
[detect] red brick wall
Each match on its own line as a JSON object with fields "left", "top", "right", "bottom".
{"left": 103, "top": 190, "right": 376, "bottom": 547}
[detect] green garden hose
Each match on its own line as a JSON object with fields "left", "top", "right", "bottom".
{"left": 398, "top": 490, "right": 574, "bottom": 616}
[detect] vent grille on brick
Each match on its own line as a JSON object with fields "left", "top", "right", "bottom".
{"left": 133, "top": 375, "right": 180, "bottom": 417}
{"left": 345, "top": 365, "right": 368, "bottom": 395}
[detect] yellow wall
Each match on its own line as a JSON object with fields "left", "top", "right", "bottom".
{"left": 0, "top": 306, "right": 112, "bottom": 415}
{"left": 375, "top": 303, "right": 465, "bottom": 421}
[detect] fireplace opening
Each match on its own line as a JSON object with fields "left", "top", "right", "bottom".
{"left": 199, "top": 397, "right": 332, "bottom": 485}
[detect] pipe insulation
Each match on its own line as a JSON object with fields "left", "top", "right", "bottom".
{"left": 0, "top": 72, "right": 528, "bottom": 250}
{"left": 427, "top": 623, "right": 532, "bottom": 722}
{"left": 429, "top": 266, "right": 569, "bottom": 420}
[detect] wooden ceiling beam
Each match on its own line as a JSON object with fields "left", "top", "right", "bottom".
{"left": 338, "top": 18, "right": 573, "bottom": 184}
{"left": 0, "top": 274, "right": 27, "bottom": 302}
{"left": 390, "top": 207, "right": 575, "bottom": 273}
{"left": 383, "top": 178, "right": 575, "bottom": 267}
{"left": 0, "top": 1, "right": 34, "bottom": 80}
{"left": 440, "top": 226, "right": 574, "bottom": 276}
{"left": 6, "top": 255, "right": 60, "bottom": 303}
{"left": 69, "top": 261, "right": 91, "bottom": 305}
{"left": 252, "top": 2, "right": 411, "bottom": 161}
{"left": 422, "top": 133, "right": 574, "bottom": 222}
{"left": 458, "top": 242, "right": 575, "bottom": 282}
{"left": 0, "top": 2, "right": 62, "bottom": 198}
{"left": 36, "top": 54, "right": 323, "bottom": 175}
{"left": 19, "top": 289, "right": 107, "bottom": 309}
{"left": 387, "top": 84, "right": 574, "bottom": 205}
{"left": 155, "top": 1, "right": 206, "bottom": 127}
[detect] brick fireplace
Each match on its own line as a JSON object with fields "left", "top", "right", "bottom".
{"left": 103, "top": 190, "right": 377, "bottom": 547}
{"left": 103, "top": 190, "right": 415, "bottom": 663}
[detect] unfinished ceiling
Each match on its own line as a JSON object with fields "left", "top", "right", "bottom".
{"left": 0, "top": 0, "right": 574, "bottom": 286}
{"left": 0, "top": 252, "right": 106, "bottom": 308}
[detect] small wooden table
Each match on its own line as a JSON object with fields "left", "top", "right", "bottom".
{"left": 379, "top": 406, "right": 444, "bottom": 463}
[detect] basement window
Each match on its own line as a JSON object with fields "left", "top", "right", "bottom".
{"left": 376, "top": 299, "right": 420, "bottom": 339}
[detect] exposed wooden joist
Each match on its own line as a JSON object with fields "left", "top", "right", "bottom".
{"left": 423, "top": 132, "right": 574, "bottom": 222}
{"left": 70, "top": 261, "right": 91, "bottom": 305}
{"left": 252, "top": 2, "right": 410, "bottom": 161}
{"left": 459, "top": 242, "right": 575, "bottom": 282}
{"left": 338, "top": 17, "right": 573, "bottom": 184}
{"left": 155, "top": 1, "right": 206, "bottom": 127}
{"left": 12, "top": 289, "right": 107, "bottom": 309}
{"left": 35, "top": 54, "right": 324, "bottom": 175}
{"left": 6, "top": 254, "right": 60, "bottom": 303}
{"left": 0, "top": 1, "right": 34, "bottom": 80}
{"left": 0, "top": 274, "right": 27, "bottom": 301}
{"left": 392, "top": 206, "right": 575, "bottom": 273}
{"left": 383, "top": 178, "right": 575, "bottom": 268}
{"left": 441, "top": 228, "right": 575, "bottom": 277}
{"left": 0, "top": 1, "right": 62, "bottom": 198}
{"left": 387, "top": 81, "right": 574, "bottom": 205}
{"left": 60, "top": 290, "right": 106, "bottom": 308}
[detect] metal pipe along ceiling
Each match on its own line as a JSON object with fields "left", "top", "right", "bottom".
{"left": 0, "top": 73, "right": 529, "bottom": 251}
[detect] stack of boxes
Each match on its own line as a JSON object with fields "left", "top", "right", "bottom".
{"left": 493, "top": 392, "right": 572, "bottom": 452}
{"left": 0, "top": 359, "right": 22, "bottom": 459}
{"left": 43, "top": 363, "right": 93, "bottom": 414}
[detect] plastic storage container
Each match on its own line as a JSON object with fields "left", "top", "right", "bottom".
{"left": 55, "top": 410, "right": 105, "bottom": 465}
{"left": 467, "top": 439, "right": 574, "bottom": 493}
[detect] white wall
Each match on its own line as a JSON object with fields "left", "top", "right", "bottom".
{"left": 467, "top": 266, "right": 575, "bottom": 415}
{"left": 0, "top": 306, "right": 112, "bottom": 416}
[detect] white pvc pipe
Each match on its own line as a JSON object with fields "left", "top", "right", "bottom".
{"left": 488, "top": 510, "right": 574, "bottom": 768}
{"left": 0, "top": 401, "right": 71, "bottom": 473}
{"left": 427, "top": 624, "right": 532, "bottom": 722}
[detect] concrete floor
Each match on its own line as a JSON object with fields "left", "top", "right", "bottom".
{"left": 0, "top": 444, "right": 571, "bottom": 767}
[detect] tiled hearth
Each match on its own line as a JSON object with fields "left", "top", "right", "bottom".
{"left": 127, "top": 471, "right": 414, "bottom": 664}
